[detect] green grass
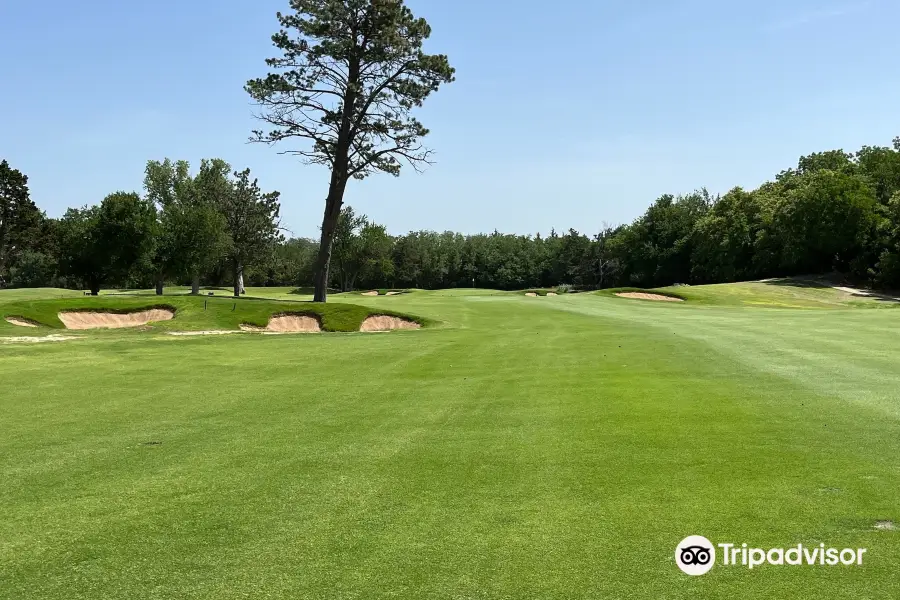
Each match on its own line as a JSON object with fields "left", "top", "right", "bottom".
{"left": 1, "top": 282, "right": 899, "bottom": 598}
{"left": 601, "top": 279, "right": 900, "bottom": 309}
{"left": 0, "top": 294, "right": 428, "bottom": 333}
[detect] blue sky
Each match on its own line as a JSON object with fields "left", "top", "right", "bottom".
{"left": 3, "top": 0, "right": 899, "bottom": 238}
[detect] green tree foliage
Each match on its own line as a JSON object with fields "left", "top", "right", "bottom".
{"left": 856, "top": 144, "right": 900, "bottom": 205}
{"left": 9, "top": 251, "right": 58, "bottom": 288}
{"left": 208, "top": 163, "right": 282, "bottom": 297}
{"left": 772, "top": 170, "right": 876, "bottom": 275}
{"left": 16, "top": 135, "right": 900, "bottom": 294}
{"left": 874, "top": 191, "right": 900, "bottom": 287}
{"left": 691, "top": 188, "right": 764, "bottom": 283}
{"left": 58, "top": 193, "right": 157, "bottom": 294}
{"left": 0, "top": 160, "right": 45, "bottom": 287}
{"left": 144, "top": 159, "right": 229, "bottom": 294}
{"left": 246, "top": 0, "right": 454, "bottom": 301}
{"left": 97, "top": 192, "right": 160, "bottom": 285}
{"left": 330, "top": 206, "right": 393, "bottom": 291}
{"left": 57, "top": 206, "right": 103, "bottom": 294}
{"left": 610, "top": 190, "right": 713, "bottom": 287}
{"left": 261, "top": 237, "right": 320, "bottom": 286}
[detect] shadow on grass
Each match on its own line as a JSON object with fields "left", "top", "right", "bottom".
{"left": 849, "top": 292, "right": 900, "bottom": 303}
{"left": 289, "top": 287, "right": 340, "bottom": 295}
{"left": 761, "top": 277, "right": 832, "bottom": 289}
{"left": 762, "top": 275, "right": 900, "bottom": 303}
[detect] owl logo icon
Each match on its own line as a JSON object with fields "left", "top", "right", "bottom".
{"left": 675, "top": 536, "right": 716, "bottom": 575}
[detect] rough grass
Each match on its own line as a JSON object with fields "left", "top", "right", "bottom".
{"left": 1, "top": 282, "right": 899, "bottom": 599}
{"left": 0, "top": 295, "right": 428, "bottom": 333}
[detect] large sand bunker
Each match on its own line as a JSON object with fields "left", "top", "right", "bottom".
{"left": 241, "top": 314, "right": 322, "bottom": 334}
{"left": 615, "top": 292, "right": 683, "bottom": 302}
{"left": 362, "top": 291, "right": 379, "bottom": 296}
{"left": 58, "top": 309, "right": 175, "bottom": 330}
{"left": 525, "top": 292, "right": 538, "bottom": 297}
{"left": 359, "top": 315, "right": 421, "bottom": 332}
{"left": 5, "top": 317, "right": 39, "bottom": 328}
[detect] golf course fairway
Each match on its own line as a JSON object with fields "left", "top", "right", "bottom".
{"left": 1, "top": 283, "right": 898, "bottom": 599}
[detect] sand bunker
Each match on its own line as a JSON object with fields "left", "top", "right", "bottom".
{"left": 362, "top": 291, "right": 379, "bottom": 296}
{"left": 241, "top": 314, "right": 321, "bottom": 334}
{"left": 615, "top": 292, "right": 683, "bottom": 302}
{"left": 1, "top": 335, "right": 77, "bottom": 344}
{"left": 525, "top": 292, "right": 538, "bottom": 297}
{"left": 5, "top": 317, "right": 39, "bottom": 328}
{"left": 58, "top": 309, "right": 175, "bottom": 330}
{"left": 385, "top": 291, "right": 402, "bottom": 296}
{"left": 359, "top": 315, "right": 421, "bottom": 332}
{"left": 546, "top": 292, "right": 558, "bottom": 296}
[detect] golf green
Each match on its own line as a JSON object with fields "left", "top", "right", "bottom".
{"left": 1, "top": 284, "right": 898, "bottom": 599}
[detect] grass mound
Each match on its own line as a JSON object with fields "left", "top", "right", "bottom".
{"left": 598, "top": 279, "right": 900, "bottom": 308}
{"left": 662, "top": 279, "right": 900, "bottom": 308}
{"left": 0, "top": 296, "right": 428, "bottom": 333}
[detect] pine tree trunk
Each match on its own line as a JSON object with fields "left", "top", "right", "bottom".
{"left": 191, "top": 273, "right": 200, "bottom": 295}
{"left": 238, "top": 271, "right": 245, "bottom": 295}
{"left": 155, "top": 278, "right": 164, "bottom": 296}
{"left": 313, "top": 180, "right": 348, "bottom": 302}
{"left": 90, "top": 279, "right": 100, "bottom": 296}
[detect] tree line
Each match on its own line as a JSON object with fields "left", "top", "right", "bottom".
{"left": 3, "top": 136, "right": 900, "bottom": 295}
{"left": 0, "top": 158, "right": 281, "bottom": 297}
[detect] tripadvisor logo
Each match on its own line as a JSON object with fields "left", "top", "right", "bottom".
{"left": 676, "top": 536, "right": 716, "bottom": 575}
{"left": 675, "top": 536, "right": 868, "bottom": 576}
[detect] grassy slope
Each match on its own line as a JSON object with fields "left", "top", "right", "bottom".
{"left": 598, "top": 279, "right": 900, "bottom": 309}
{"left": 653, "top": 280, "right": 900, "bottom": 308}
{"left": 1, "top": 284, "right": 899, "bottom": 598}
{"left": 0, "top": 293, "right": 427, "bottom": 333}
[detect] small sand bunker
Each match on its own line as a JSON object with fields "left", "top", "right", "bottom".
{"left": 58, "top": 309, "right": 175, "bottom": 330}
{"left": 241, "top": 314, "right": 322, "bottom": 334}
{"left": 1, "top": 335, "right": 77, "bottom": 344}
{"left": 5, "top": 317, "right": 39, "bottom": 328}
{"left": 360, "top": 315, "right": 421, "bottom": 332}
{"left": 525, "top": 293, "right": 538, "bottom": 297}
{"left": 546, "top": 292, "right": 558, "bottom": 297}
{"left": 362, "top": 291, "right": 379, "bottom": 296}
{"left": 615, "top": 292, "right": 683, "bottom": 303}
{"left": 385, "top": 291, "right": 402, "bottom": 296}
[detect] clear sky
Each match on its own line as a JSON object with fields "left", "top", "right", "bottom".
{"left": 3, "top": 0, "right": 899, "bottom": 238}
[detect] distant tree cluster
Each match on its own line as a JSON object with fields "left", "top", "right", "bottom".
{"left": 0, "top": 158, "right": 282, "bottom": 296}
{"left": 3, "top": 136, "right": 900, "bottom": 294}
{"left": 308, "top": 137, "right": 900, "bottom": 291}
